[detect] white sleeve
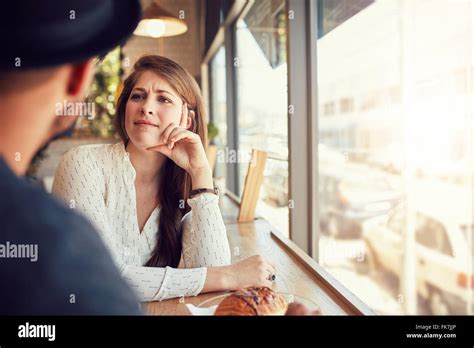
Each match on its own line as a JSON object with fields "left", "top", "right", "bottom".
{"left": 181, "top": 194, "right": 231, "bottom": 268}
{"left": 51, "top": 147, "right": 208, "bottom": 302}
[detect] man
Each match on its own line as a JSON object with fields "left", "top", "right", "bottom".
{"left": 0, "top": 0, "right": 142, "bottom": 314}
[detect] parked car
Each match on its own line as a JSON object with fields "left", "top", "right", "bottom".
{"left": 361, "top": 203, "right": 474, "bottom": 315}
{"left": 319, "top": 169, "right": 402, "bottom": 239}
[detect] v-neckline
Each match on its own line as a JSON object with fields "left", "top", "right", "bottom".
{"left": 121, "top": 146, "right": 160, "bottom": 236}
{"left": 137, "top": 206, "right": 159, "bottom": 235}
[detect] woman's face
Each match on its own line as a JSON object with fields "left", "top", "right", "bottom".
{"left": 125, "top": 70, "right": 183, "bottom": 149}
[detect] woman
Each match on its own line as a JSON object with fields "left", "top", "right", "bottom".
{"left": 52, "top": 55, "right": 276, "bottom": 302}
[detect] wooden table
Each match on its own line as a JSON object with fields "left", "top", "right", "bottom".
{"left": 142, "top": 195, "right": 372, "bottom": 315}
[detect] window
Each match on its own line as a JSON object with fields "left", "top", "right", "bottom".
{"left": 316, "top": 0, "right": 473, "bottom": 315}
{"left": 339, "top": 97, "right": 354, "bottom": 114}
{"left": 387, "top": 208, "right": 404, "bottom": 236}
{"left": 318, "top": 0, "right": 375, "bottom": 37}
{"left": 209, "top": 46, "right": 227, "bottom": 185}
{"left": 461, "top": 225, "right": 474, "bottom": 253}
{"left": 415, "top": 214, "right": 453, "bottom": 257}
{"left": 235, "top": 0, "right": 289, "bottom": 236}
{"left": 324, "top": 101, "right": 335, "bottom": 116}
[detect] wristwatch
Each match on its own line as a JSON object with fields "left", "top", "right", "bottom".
{"left": 189, "top": 187, "right": 219, "bottom": 198}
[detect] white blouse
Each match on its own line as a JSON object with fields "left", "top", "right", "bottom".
{"left": 51, "top": 142, "right": 231, "bottom": 302}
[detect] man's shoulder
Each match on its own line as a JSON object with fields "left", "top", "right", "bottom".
{"left": 0, "top": 161, "right": 106, "bottom": 256}
{"left": 0, "top": 164, "right": 82, "bottom": 229}
{"left": 0, "top": 164, "right": 140, "bottom": 315}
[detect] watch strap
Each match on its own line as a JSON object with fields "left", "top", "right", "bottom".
{"left": 189, "top": 187, "right": 219, "bottom": 198}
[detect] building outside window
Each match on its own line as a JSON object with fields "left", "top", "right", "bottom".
{"left": 316, "top": 0, "right": 473, "bottom": 315}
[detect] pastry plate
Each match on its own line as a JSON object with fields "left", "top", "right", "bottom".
{"left": 196, "top": 292, "right": 321, "bottom": 314}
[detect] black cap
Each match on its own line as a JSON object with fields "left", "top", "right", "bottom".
{"left": 0, "top": 0, "right": 141, "bottom": 69}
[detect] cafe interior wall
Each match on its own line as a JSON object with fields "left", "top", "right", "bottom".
{"left": 122, "top": 0, "right": 204, "bottom": 81}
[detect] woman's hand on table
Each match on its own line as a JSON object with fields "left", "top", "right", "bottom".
{"left": 203, "top": 255, "right": 276, "bottom": 293}
{"left": 223, "top": 255, "right": 276, "bottom": 290}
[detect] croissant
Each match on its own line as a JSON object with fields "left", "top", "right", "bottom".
{"left": 214, "top": 286, "right": 288, "bottom": 316}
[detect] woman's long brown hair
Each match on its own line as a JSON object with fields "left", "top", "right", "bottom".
{"left": 116, "top": 55, "right": 208, "bottom": 268}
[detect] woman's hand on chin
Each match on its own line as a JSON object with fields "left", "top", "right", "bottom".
{"left": 146, "top": 103, "right": 210, "bottom": 177}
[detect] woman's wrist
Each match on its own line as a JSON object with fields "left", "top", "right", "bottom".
{"left": 203, "top": 265, "right": 235, "bottom": 292}
{"left": 220, "top": 264, "right": 236, "bottom": 290}
{"left": 190, "top": 165, "right": 213, "bottom": 190}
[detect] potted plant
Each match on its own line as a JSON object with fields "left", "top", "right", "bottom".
{"left": 207, "top": 122, "right": 219, "bottom": 145}
{"left": 206, "top": 122, "right": 219, "bottom": 173}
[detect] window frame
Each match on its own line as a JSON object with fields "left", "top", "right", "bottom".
{"left": 201, "top": 0, "right": 247, "bottom": 196}
{"left": 286, "top": 0, "right": 374, "bottom": 315}
{"left": 202, "top": 0, "right": 376, "bottom": 315}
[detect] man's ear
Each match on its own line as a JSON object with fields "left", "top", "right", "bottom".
{"left": 66, "top": 59, "right": 95, "bottom": 99}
